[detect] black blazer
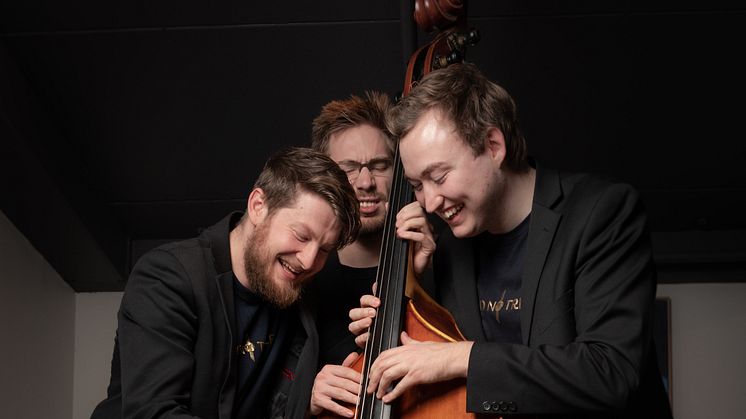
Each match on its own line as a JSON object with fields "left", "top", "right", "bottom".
{"left": 91, "top": 212, "right": 318, "bottom": 419}
{"left": 432, "top": 166, "right": 672, "bottom": 417}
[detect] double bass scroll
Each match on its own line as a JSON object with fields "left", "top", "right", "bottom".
{"left": 403, "top": 0, "right": 480, "bottom": 96}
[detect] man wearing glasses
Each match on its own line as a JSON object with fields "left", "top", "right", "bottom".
{"left": 306, "top": 92, "right": 399, "bottom": 417}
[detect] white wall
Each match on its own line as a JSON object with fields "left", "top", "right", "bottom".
{"left": 657, "top": 282, "right": 746, "bottom": 419}
{"left": 0, "top": 211, "right": 75, "bottom": 419}
{"left": 73, "top": 292, "right": 122, "bottom": 419}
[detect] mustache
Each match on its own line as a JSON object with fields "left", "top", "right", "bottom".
{"left": 356, "top": 192, "right": 386, "bottom": 201}
{"left": 280, "top": 257, "right": 306, "bottom": 275}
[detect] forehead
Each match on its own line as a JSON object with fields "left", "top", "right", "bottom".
{"left": 400, "top": 109, "right": 471, "bottom": 178}
{"left": 272, "top": 191, "right": 340, "bottom": 242}
{"left": 327, "top": 124, "right": 392, "bottom": 161}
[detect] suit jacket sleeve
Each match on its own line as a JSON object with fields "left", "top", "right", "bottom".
{"left": 465, "top": 183, "right": 657, "bottom": 414}
{"left": 118, "top": 249, "right": 204, "bottom": 419}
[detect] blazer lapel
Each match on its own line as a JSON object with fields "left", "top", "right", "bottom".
{"left": 521, "top": 167, "right": 562, "bottom": 346}
{"left": 201, "top": 212, "right": 242, "bottom": 419}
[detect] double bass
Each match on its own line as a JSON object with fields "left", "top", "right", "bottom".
{"left": 323, "top": 1, "right": 480, "bottom": 418}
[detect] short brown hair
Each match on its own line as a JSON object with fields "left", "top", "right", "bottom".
{"left": 311, "top": 91, "right": 394, "bottom": 156}
{"left": 253, "top": 147, "right": 360, "bottom": 248}
{"left": 389, "top": 63, "right": 529, "bottom": 172}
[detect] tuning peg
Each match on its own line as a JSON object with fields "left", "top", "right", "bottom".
{"left": 447, "top": 50, "right": 462, "bottom": 65}
{"left": 467, "top": 28, "right": 480, "bottom": 46}
{"left": 433, "top": 50, "right": 462, "bottom": 69}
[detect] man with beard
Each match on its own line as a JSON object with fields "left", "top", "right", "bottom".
{"left": 348, "top": 64, "right": 673, "bottom": 418}
{"left": 306, "top": 92, "right": 426, "bottom": 417}
{"left": 91, "top": 147, "right": 360, "bottom": 419}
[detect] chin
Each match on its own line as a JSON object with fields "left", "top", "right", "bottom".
{"left": 272, "top": 274, "right": 301, "bottom": 294}
{"left": 359, "top": 218, "right": 385, "bottom": 235}
{"left": 450, "top": 223, "right": 478, "bottom": 239}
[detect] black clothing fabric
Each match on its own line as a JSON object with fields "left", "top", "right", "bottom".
{"left": 309, "top": 251, "right": 376, "bottom": 366}
{"left": 232, "top": 278, "right": 296, "bottom": 418}
{"left": 90, "top": 212, "right": 317, "bottom": 419}
{"left": 474, "top": 214, "right": 530, "bottom": 345}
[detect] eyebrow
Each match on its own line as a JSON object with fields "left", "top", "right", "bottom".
{"left": 337, "top": 156, "right": 392, "bottom": 165}
{"left": 294, "top": 222, "right": 336, "bottom": 249}
{"left": 410, "top": 162, "right": 449, "bottom": 181}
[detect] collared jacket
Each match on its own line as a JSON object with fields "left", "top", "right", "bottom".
{"left": 432, "top": 166, "right": 672, "bottom": 418}
{"left": 91, "top": 212, "right": 318, "bottom": 419}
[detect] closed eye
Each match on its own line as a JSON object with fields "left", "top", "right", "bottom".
{"left": 293, "top": 230, "right": 309, "bottom": 243}
{"left": 320, "top": 246, "right": 333, "bottom": 254}
{"left": 369, "top": 159, "right": 392, "bottom": 174}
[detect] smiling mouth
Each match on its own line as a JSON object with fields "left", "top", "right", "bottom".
{"left": 279, "top": 258, "right": 302, "bottom": 276}
{"left": 359, "top": 200, "right": 379, "bottom": 208}
{"left": 443, "top": 204, "right": 464, "bottom": 221}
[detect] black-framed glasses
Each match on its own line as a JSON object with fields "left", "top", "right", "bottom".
{"left": 338, "top": 158, "right": 393, "bottom": 182}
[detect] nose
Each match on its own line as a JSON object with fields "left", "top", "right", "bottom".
{"left": 297, "top": 243, "right": 320, "bottom": 271}
{"left": 354, "top": 166, "right": 375, "bottom": 190}
{"left": 421, "top": 185, "right": 443, "bottom": 214}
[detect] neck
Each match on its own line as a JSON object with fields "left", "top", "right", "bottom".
{"left": 229, "top": 221, "right": 251, "bottom": 288}
{"left": 337, "top": 231, "right": 382, "bottom": 268}
{"left": 489, "top": 167, "right": 536, "bottom": 234}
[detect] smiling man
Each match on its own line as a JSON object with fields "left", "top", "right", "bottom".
{"left": 91, "top": 147, "right": 359, "bottom": 419}
{"left": 349, "top": 64, "right": 673, "bottom": 418}
{"left": 306, "top": 92, "right": 414, "bottom": 417}
{"left": 309, "top": 92, "right": 394, "bottom": 364}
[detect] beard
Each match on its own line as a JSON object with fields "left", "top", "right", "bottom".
{"left": 242, "top": 220, "right": 302, "bottom": 309}
{"left": 359, "top": 212, "right": 385, "bottom": 235}
{"left": 357, "top": 192, "right": 388, "bottom": 236}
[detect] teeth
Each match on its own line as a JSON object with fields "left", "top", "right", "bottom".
{"left": 359, "top": 201, "right": 377, "bottom": 208}
{"left": 444, "top": 204, "right": 463, "bottom": 220}
{"left": 279, "top": 259, "right": 300, "bottom": 274}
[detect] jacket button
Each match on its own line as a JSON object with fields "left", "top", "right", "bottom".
{"left": 491, "top": 401, "right": 500, "bottom": 411}
{"left": 508, "top": 401, "right": 517, "bottom": 412}
{"left": 482, "top": 401, "right": 491, "bottom": 411}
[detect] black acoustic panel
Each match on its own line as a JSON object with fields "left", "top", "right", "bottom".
{"left": 464, "top": 12, "right": 745, "bottom": 190}
{"left": 652, "top": 230, "right": 746, "bottom": 265}
{"left": 654, "top": 220, "right": 746, "bottom": 285}
{"left": 0, "top": 1, "right": 399, "bottom": 33}
{"left": 108, "top": 199, "right": 245, "bottom": 239}
{"left": 640, "top": 189, "right": 746, "bottom": 232}
{"left": 468, "top": 0, "right": 746, "bottom": 17}
{"left": 5, "top": 21, "right": 404, "bottom": 207}
{"left": 621, "top": 11, "right": 746, "bottom": 190}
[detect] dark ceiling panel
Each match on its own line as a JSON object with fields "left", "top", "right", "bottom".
{"left": 109, "top": 199, "right": 245, "bottom": 239}
{"left": 4, "top": 22, "right": 404, "bottom": 208}
{"left": 0, "top": 1, "right": 399, "bottom": 33}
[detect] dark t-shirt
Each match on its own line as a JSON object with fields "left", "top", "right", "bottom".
{"left": 474, "top": 215, "right": 530, "bottom": 344}
{"left": 232, "top": 276, "right": 296, "bottom": 418}
{"left": 311, "top": 252, "right": 377, "bottom": 366}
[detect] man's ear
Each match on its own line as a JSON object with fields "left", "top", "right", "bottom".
{"left": 247, "top": 188, "right": 268, "bottom": 225}
{"left": 485, "top": 127, "right": 506, "bottom": 167}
